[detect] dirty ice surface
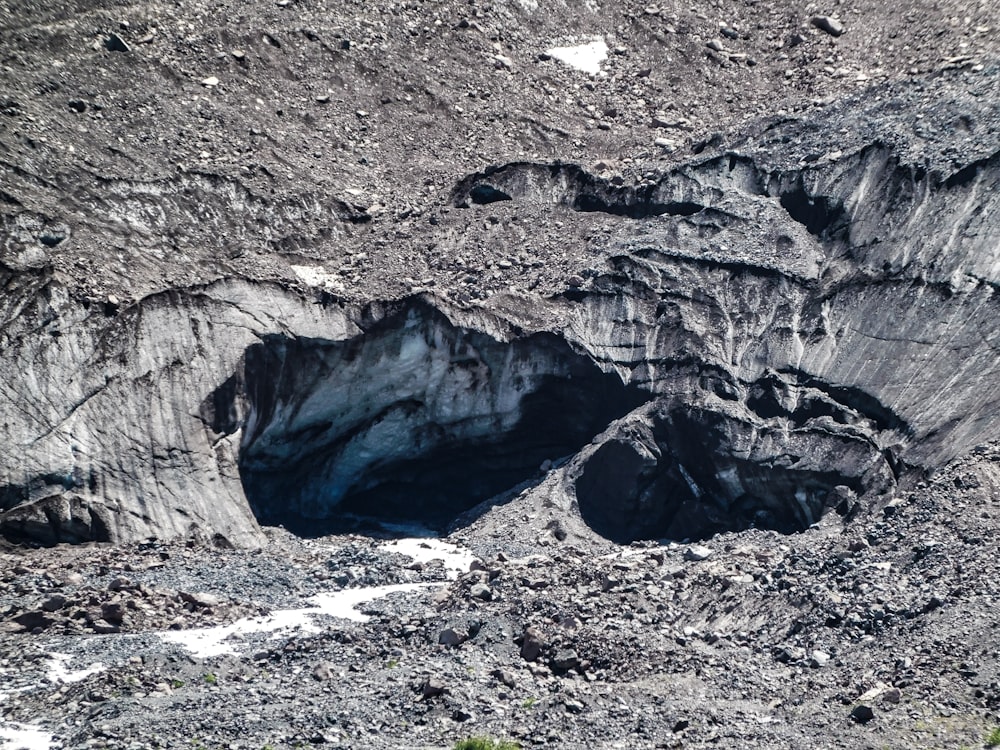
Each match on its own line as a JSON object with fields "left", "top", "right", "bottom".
{"left": 162, "top": 537, "right": 474, "bottom": 659}
{"left": 546, "top": 37, "right": 608, "bottom": 75}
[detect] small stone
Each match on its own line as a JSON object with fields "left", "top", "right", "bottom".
{"left": 684, "top": 545, "right": 713, "bottom": 561}
{"left": 312, "top": 661, "right": 336, "bottom": 681}
{"left": 810, "top": 650, "right": 831, "bottom": 667}
{"left": 650, "top": 113, "right": 688, "bottom": 129}
{"left": 101, "top": 602, "right": 126, "bottom": 624}
{"left": 786, "top": 32, "right": 806, "bottom": 48}
{"left": 882, "top": 687, "right": 902, "bottom": 704}
{"left": 470, "top": 583, "right": 492, "bottom": 601}
{"left": 850, "top": 704, "right": 875, "bottom": 723}
{"left": 811, "top": 15, "right": 845, "bottom": 37}
{"left": 201, "top": 76, "right": 220, "bottom": 87}
{"left": 438, "top": 627, "right": 467, "bottom": 647}
{"left": 421, "top": 677, "right": 446, "bottom": 698}
{"left": 564, "top": 699, "right": 584, "bottom": 713}
{"left": 551, "top": 648, "right": 579, "bottom": 671}
{"left": 954, "top": 472, "right": 981, "bottom": 489}
{"left": 315, "top": 94, "right": 330, "bottom": 103}
{"left": 519, "top": 627, "right": 545, "bottom": 661}
{"left": 108, "top": 576, "right": 133, "bottom": 591}
{"left": 104, "top": 33, "right": 131, "bottom": 53}
{"left": 494, "top": 54, "right": 513, "bottom": 70}
{"left": 68, "top": 99, "right": 87, "bottom": 113}
{"left": 91, "top": 619, "right": 121, "bottom": 634}
{"left": 491, "top": 668, "right": 517, "bottom": 688}
{"left": 231, "top": 49, "right": 245, "bottom": 59}
{"left": 181, "top": 591, "right": 221, "bottom": 608}
{"left": 41, "top": 594, "right": 68, "bottom": 612}
{"left": 720, "top": 25, "right": 739, "bottom": 40}
{"left": 706, "top": 39, "right": 725, "bottom": 52}
{"left": 566, "top": 275, "right": 585, "bottom": 288}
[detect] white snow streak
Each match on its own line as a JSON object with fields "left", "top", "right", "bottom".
{"left": 546, "top": 37, "right": 608, "bottom": 75}
{"left": 161, "top": 582, "right": 435, "bottom": 658}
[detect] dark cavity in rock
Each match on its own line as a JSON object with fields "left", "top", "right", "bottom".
{"left": 469, "top": 184, "right": 513, "bottom": 205}
{"left": 236, "top": 301, "right": 646, "bottom": 535}
{"left": 574, "top": 394, "right": 897, "bottom": 544}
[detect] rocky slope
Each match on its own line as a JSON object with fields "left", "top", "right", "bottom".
{"left": 1, "top": 445, "right": 1000, "bottom": 749}
{"left": 2, "top": 0, "right": 1000, "bottom": 747}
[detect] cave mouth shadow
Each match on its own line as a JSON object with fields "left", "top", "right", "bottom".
{"left": 574, "top": 398, "right": 895, "bottom": 545}
{"left": 234, "top": 302, "right": 648, "bottom": 540}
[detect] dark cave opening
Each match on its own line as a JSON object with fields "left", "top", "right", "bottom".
{"left": 572, "top": 193, "right": 705, "bottom": 219}
{"left": 777, "top": 186, "right": 848, "bottom": 239}
{"left": 469, "top": 184, "right": 513, "bottom": 205}
{"left": 236, "top": 301, "right": 647, "bottom": 536}
{"left": 574, "top": 393, "right": 897, "bottom": 544}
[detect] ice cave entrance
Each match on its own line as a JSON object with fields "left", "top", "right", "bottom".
{"left": 237, "top": 301, "right": 645, "bottom": 536}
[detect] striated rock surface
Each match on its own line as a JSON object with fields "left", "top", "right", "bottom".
{"left": 2, "top": 69, "right": 999, "bottom": 546}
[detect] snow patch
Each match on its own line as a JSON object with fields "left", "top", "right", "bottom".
{"left": 290, "top": 265, "right": 343, "bottom": 291}
{"left": 45, "top": 654, "right": 105, "bottom": 685}
{"left": 0, "top": 689, "right": 55, "bottom": 750}
{"left": 379, "top": 538, "right": 477, "bottom": 579}
{"left": 0, "top": 723, "right": 54, "bottom": 750}
{"left": 603, "top": 544, "right": 673, "bottom": 560}
{"left": 546, "top": 37, "right": 608, "bottom": 75}
{"left": 308, "top": 583, "right": 433, "bottom": 621}
{"left": 161, "top": 583, "right": 436, "bottom": 659}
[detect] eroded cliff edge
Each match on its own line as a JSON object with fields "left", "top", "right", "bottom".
{"left": 1, "top": 71, "right": 998, "bottom": 547}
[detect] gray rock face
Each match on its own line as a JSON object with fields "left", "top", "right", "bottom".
{"left": 0, "top": 277, "right": 351, "bottom": 546}
{"left": 1, "top": 78, "right": 998, "bottom": 546}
